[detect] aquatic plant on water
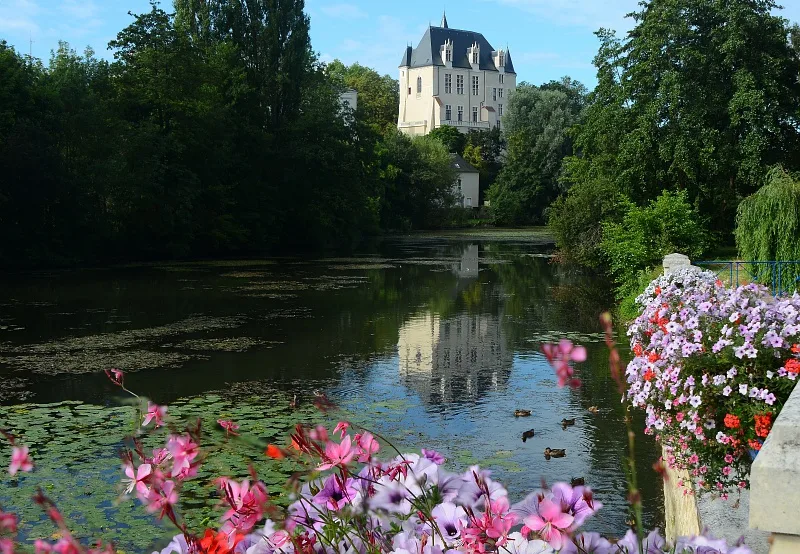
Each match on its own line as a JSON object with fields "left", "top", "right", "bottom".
{"left": 1, "top": 324, "right": 754, "bottom": 554}
{"left": 626, "top": 268, "right": 800, "bottom": 496}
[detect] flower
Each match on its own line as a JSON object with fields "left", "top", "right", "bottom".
{"left": 9, "top": 446, "right": 33, "bottom": 476}
{"left": 505, "top": 532, "right": 554, "bottom": 554}
{"left": 354, "top": 432, "right": 379, "bottom": 462}
{"left": 429, "top": 502, "right": 467, "bottom": 541}
{"left": 0, "top": 512, "right": 17, "bottom": 533}
{"left": 218, "top": 420, "right": 240, "bottom": 436}
{"left": 522, "top": 498, "right": 574, "bottom": 550}
{"left": 220, "top": 479, "right": 269, "bottom": 535}
{"left": 785, "top": 359, "right": 800, "bottom": 374}
{"left": 422, "top": 449, "right": 446, "bottom": 465}
{"left": 312, "top": 475, "right": 359, "bottom": 511}
{"left": 143, "top": 403, "right": 168, "bottom": 428}
{"left": 723, "top": 414, "right": 740, "bottom": 429}
{"left": 318, "top": 436, "right": 356, "bottom": 470}
{"left": 754, "top": 413, "right": 773, "bottom": 438}
{"left": 265, "top": 445, "right": 284, "bottom": 459}
{"left": 166, "top": 435, "right": 199, "bottom": 478}
{"left": 104, "top": 369, "right": 124, "bottom": 387}
{"left": 153, "top": 534, "right": 191, "bottom": 554}
{"left": 123, "top": 463, "right": 152, "bottom": 496}
{"left": 542, "top": 340, "right": 586, "bottom": 388}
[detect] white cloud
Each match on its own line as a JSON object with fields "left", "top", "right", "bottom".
{"left": 320, "top": 3, "right": 368, "bottom": 19}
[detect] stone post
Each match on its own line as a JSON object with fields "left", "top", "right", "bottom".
{"left": 750, "top": 383, "right": 800, "bottom": 554}
{"left": 663, "top": 253, "right": 692, "bottom": 274}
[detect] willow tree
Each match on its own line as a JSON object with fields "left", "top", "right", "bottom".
{"left": 736, "top": 168, "right": 800, "bottom": 262}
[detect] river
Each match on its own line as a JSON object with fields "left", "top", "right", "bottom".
{"left": 0, "top": 230, "right": 663, "bottom": 551}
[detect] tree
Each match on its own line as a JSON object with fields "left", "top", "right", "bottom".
{"left": 326, "top": 60, "right": 399, "bottom": 132}
{"left": 736, "top": 167, "right": 800, "bottom": 263}
{"left": 428, "top": 125, "right": 467, "bottom": 154}
{"left": 566, "top": 0, "right": 800, "bottom": 231}
{"left": 489, "top": 83, "right": 586, "bottom": 224}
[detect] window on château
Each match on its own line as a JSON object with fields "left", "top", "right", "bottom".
{"left": 472, "top": 107, "right": 478, "bottom": 122}
{"left": 472, "top": 51, "right": 478, "bottom": 64}
{"left": 499, "top": 52, "right": 505, "bottom": 67}
{"left": 499, "top": 74, "right": 504, "bottom": 84}
{"left": 445, "top": 74, "right": 452, "bottom": 94}
{"left": 445, "top": 105, "right": 452, "bottom": 120}
{"left": 456, "top": 75, "right": 464, "bottom": 94}
{"left": 498, "top": 104, "right": 503, "bottom": 116}
{"left": 417, "top": 76, "right": 422, "bottom": 94}
{"left": 458, "top": 106, "right": 463, "bottom": 122}
{"left": 492, "top": 88, "right": 496, "bottom": 101}
{"left": 446, "top": 48, "right": 452, "bottom": 62}
{"left": 498, "top": 88, "right": 503, "bottom": 98}
{"left": 472, "top": 76, "right": 479, "bottom": 95}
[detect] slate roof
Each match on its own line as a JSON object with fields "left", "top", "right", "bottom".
{"left": 399, "top": 25, "right": 516, "bottom": 74}
{"left": 450, "top": 153, "right": 480, "bottom": 174}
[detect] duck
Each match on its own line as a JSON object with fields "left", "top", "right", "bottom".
{"left": 561, "top": 418, "right": 576, "bottom": 427}
{"left": 588, "top": 406, "right": 600, "bottom": 414}
{"left": 514, "top": 409, "right": 532, "bottom": 417}
{"left": 521, "top": 429, "right": 535, "bottom": 442}
{"left": 544, "top": 447, "right": 566, "bottom": 458}
{"left": 570, "top": 477, "right": 585, "bottom": 487}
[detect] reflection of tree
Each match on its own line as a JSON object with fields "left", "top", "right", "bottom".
{"left": 397, "top": 311, "right": 513, "bottom": 405}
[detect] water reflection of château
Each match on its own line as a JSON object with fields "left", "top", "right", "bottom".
{"left": 397, "top": 244, "right": 513, "bottom": 405}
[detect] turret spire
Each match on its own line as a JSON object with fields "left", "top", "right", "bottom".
{"left": 441, "top": 11, "right": 448, "bottom": 28}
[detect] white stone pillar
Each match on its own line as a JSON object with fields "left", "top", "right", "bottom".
{"left": 663, "top": 253, "right": 692, "bottom": 274}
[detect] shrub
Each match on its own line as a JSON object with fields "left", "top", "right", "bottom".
{"left": 627, "top": 268, "right": 800, "bottom": 494}
{"left": 736, "top": 167, "right": 800, "bottom": 261}
{"left": 546, "top": 177, "right": 629, "bottom": 267}
{"left": 600, "top": 190, "right": 709, "bottom": 288}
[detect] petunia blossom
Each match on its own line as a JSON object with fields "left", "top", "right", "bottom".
{"left": 522, "top": 498, "right": 574, "bottom": 550}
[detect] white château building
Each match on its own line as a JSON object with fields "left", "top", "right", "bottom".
{"left": 397, "top": 13, "right": 516, "bottom": 136}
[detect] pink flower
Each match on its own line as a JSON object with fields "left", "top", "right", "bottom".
{"left": 309, "top": 425, "right": 329, "bottom": 441}
{"left": 522, "top": 498, "right": 574, "bottom": 550}
{"left": 217, "top": 420, "right": 240, "bottom": 436}
{"left": 142, "top": 403, "right": 167, "bottom": 428}
{"left": 166, "top": 434, "right": 199, "bottom": 478}
{"left": 484, "top": 496, "right": 517, "bottom": 545}
{"left": 9, "top": 446, "right": 33, "bottom": 476}
{"left": 724, "top": 454, "right": 734, "bottom": 464}
{"left": 219, "top": 478, "right": 269, "bottom": 535}
{"left": 0, "top": 511, "right": 17, "bottom": 533}
{"left": 123, "top": 463, "right": 152, "bottom": 496}
{"left": 1, "top": 538, "right": 13, "bottom": 554}
{"left": 688, "top": 454, "right": 699, "bottom": 465}
{"left": 318, "top": 436, "right": 356, "bottom": 470}
{"left": 333, "top": 421, "right": 350, "bottom": 438}
{"left": 722, "top": 466, "right": 732, "bottom": 476}
{"left": 354, "top": 432, "right": 380, "bottom": 462}
{"left": 145, "top": 480, "right": 178, "bottom": 519}
{"left": 104, "top": 369, "right": 124, "bottom": 387}
{"left": 35, "top": 540, "right": 54, "bottom": 554}
{"left": 542, "top": 340, "right": 586, "bottom": 388}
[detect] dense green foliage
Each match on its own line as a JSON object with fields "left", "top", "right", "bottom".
{"left": 428, "top": 125, "right": 468, "bottom": 155}
{"left": 489, "top": 79, "right": 587, "bottom": 225}
{"left": 0, "top": 1, "right": 458, "bottom": 267}
{"left": 600, "top": 190, "right": 709, "bottom": 288}
{"left": 736, "top": 167, "right": 800, "bottom": 262}
{"left": 550, "top": 0, "right": 800, "bottom": 265}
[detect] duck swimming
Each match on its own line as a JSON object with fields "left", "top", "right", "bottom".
{"left": 588, "top": 406, "right": 600, "bottom": 414}
{"left": 544, "top": 447, "right": 566, "bottom": 458}
{"left": 561, "top": 418, "right": 576, "bottom": 428}
{"left": 514, "top": 409, "right": 532, "bottom": 417}
{"left": 521, "top": 429, "right": 535, "bottom": 442}
{"left": 570, "top": 477, "right": 585, "bottom": 486}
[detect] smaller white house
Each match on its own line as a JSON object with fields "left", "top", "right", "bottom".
{"left": 451, "top": 153, "right": 479, "bottom": 208}
{"left": 339, "top": 89, "right": 358, "bottom": 112}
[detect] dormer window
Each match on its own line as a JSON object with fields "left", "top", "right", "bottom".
{"left": 468, "top": 42, "right": 480, "bottom": 67}
{"left": 446, "top": 49, "right": 452, "bottom": 62}
{"left": 441, "top": 39, "right": 454, "bottom": 66}
{"left": 472, "top": 51, "right": 478, "bottom": 64}
{"left": 499, "top": 51, "right": 505, "bottom": 67}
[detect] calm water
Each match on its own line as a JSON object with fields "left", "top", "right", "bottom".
{"left": 0, "top": 233, "right": 663, "bottom": 542}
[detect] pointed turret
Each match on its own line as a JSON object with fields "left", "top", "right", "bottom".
{"left": 441, "top": 11, "right": 448, "bottom": 28}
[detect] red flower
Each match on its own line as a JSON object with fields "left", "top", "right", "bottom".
{"left": 785, "top": 359, "right": 800, "bottom": 374}
{"left": 723, "top": 414, "right": 740, "bottom": 429}
{"left": 648, "top": 351, "right": 659, "bottom": 363}
{"left": 199, "top": 530, "right": 235, "bottom": 554}
{"left": 792, "top": 344, "right": 800, "bottom": 354}
{"left": 754, "top": 413, "right": 773, "bottom": 438}
{"left": 265, "top": 444, "right": 285, "bottom": 459}
{"left": 748, "top": 439, "right": 762, "bottom": 451}
{"left": 654, "top": 286, "right": 662, "bottom": 295}
{"left": 633, "top": 343, "right": 644, "bottom": 357}
{"left": 643, "top": 369, "right": 655, "bottom": 382}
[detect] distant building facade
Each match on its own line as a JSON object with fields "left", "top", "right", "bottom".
{"left": 398, "top": 13, "right": 516, "bottom": 136}
{"left": 339, "top": 89, "right": 358, "bottom": 113}
{"left": 451, "top": 153, "right": 479, "bottom": 208}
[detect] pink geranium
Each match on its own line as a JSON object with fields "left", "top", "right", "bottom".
{"left": 219, "top": 478, "right": 269, "bottom": 535}
{"left": 318, "top": 436, "right": 356, "bottom": 470}
{"left": 9, "top": 446, "right": 33, "bottom": 476}
{"left": 145, "top": 480, "right": 178, "bottom": 519}
{"left": 355, "top": 432, "right": 380, "bottom": 462}
{"left": 217, "top": 420, "right": 240, "bottom": 436}
{"left": 142, "top": 403, "right": 167, "bottom": 428}
{"left": 166, "top": 434, "right": 199, "bottom": 478}
{"left": 523, "top": 498, "right": 574, "bottom": 550}
{"left": 542, "top": 340, "right": 586, "bottom": 388}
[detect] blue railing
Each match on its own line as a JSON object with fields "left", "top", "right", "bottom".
{"left": 694, "top": 261, "right": 800, "bottom": 297}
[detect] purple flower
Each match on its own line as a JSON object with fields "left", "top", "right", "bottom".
{"left": 429, "top": 502, "right": 467, "bottom": 541}
{"left": 617, "top": 529, "right": 665, "bottom": 554}
{"left": 312, "top": 475, "right": 359, "bottom": 511}
{"left": 369, "top": 476, "right": 413, "bottom": 514}
{"left": 561, "top": 532, "right": 614, "bottom": 554}
{"left": 551, "top": 483, "right": 602, "bottom": 529}
{"left": 722, "top": 386, "right": 732, "bottom": 397}
{"left": 422, "top": 449, "right": 446, "bottom": 465}
{"left": 153, "top": 534, "right": 190, "bottom": 554}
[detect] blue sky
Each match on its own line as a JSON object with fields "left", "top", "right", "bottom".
{"left": 2, "top": 0, "right": 800, "bottom": 88}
